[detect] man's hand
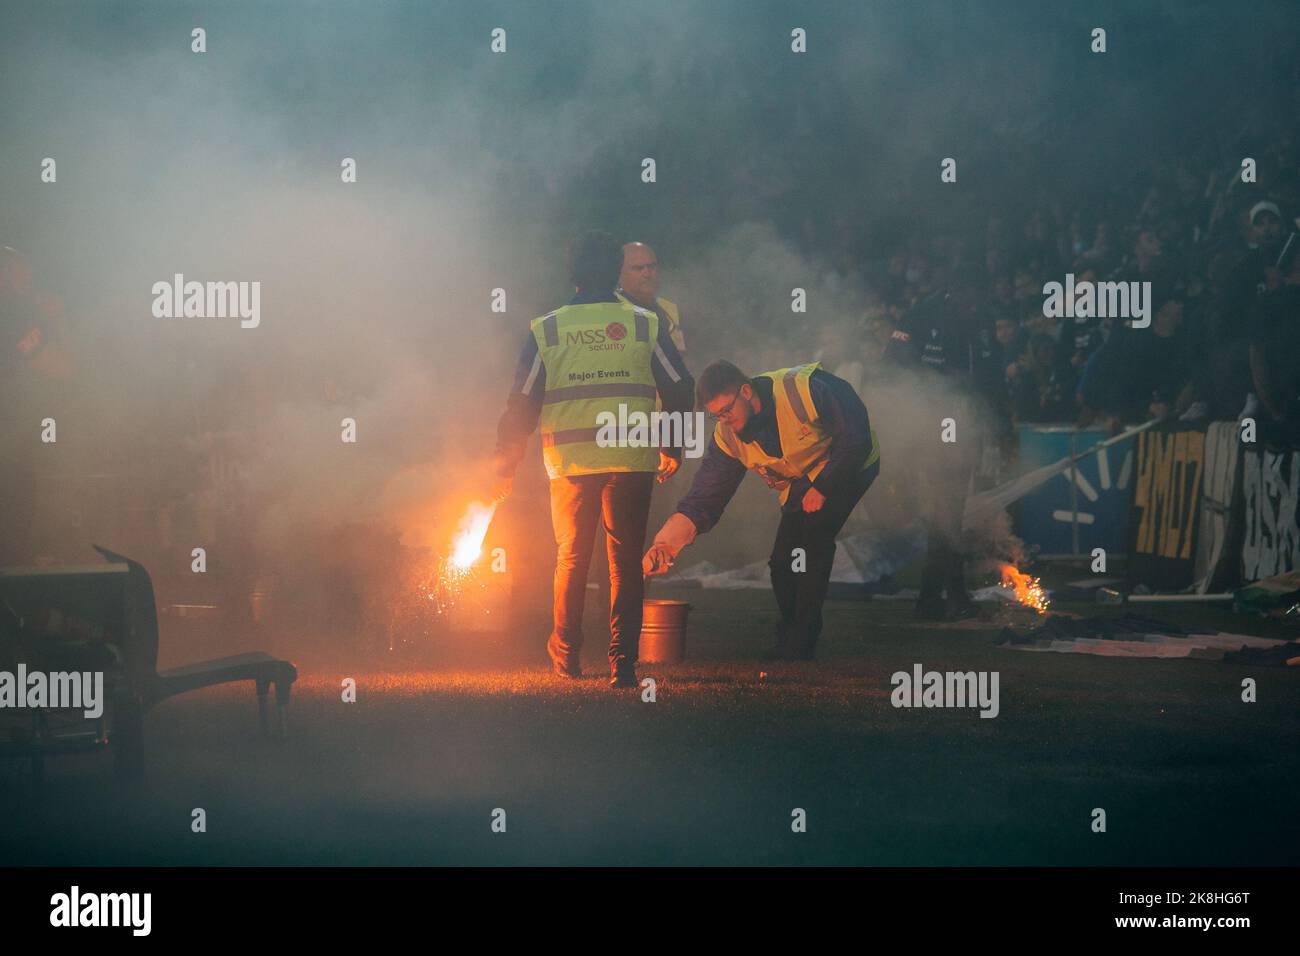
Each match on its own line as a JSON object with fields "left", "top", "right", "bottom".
{"left": 642, "top": 543, "right": 675, "bottom": 577}
{"left": 642, "top": 512, "right": 698, "bottom": 576}
{"left": 490, "top": 476, "right": 513, "bottom": 503}
{"left": 656, "top": 451, "right": 680, "bottom": 484}
{"left": 802, "top": 486, "right": 826, "bottom": 513}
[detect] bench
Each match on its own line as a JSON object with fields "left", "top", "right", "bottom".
{"left": 0, "top": 545, "right": 297, "bottom": 780}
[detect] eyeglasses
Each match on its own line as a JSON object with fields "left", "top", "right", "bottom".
{"left": 708, "top": 390, "right": 744, "bottom": 423}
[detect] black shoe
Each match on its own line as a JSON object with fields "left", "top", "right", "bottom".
{"left": 609, "top": 668, "right": 637, "bottom": 689}
{"left": 552, "top": 657, "right": 581, "bottom": 678}
{"left": 548, "top": 635, "right": 581, "bottom": 677}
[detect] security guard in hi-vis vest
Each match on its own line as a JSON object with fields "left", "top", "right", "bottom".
{"left": 644, "top": 359, "right": 880, "bottom": 660}
{"left": 494, "top": 231, "right": 694, "bottom": 688}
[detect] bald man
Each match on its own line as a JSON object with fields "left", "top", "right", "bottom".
{"left": 617, "top": 242, "right": 686, "bottom": 354}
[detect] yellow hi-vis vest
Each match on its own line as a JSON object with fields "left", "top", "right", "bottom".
{"left": 617, "top": 292, "right": 684, "bottom": 352}
{"left": 713, "top": 362, "right": 881, "bottom": 506}
{"left": 532, "top": 300, "right": 661, "bottom": 478}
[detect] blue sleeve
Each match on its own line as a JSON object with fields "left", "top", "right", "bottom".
{"left": 652, "top": 321, "right": 695, "bottom": 412}
{"left": 807, "top": 369, "right": 874, "bottom": 495}
{"left": 649, "top": 319, "right": 695, "bottom": 461}
{"left": 493, "top": 331, "right": 545, "bottom": 478}
{"left": 674, "top": 434, "right": 747, "bottom": 534}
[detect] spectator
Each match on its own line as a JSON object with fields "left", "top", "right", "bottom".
{"left": 1248, "top": 237, "right": 1300, "bottom": 445}
{"left": 1058, "top": 263, "right": 1105, "bottom": 381}
{"left": 1082, "top": 293, "right": 1193, "bottom": 432}
{"left": 1009, "top": 333, "right": 1073, "bottom": 423}
{"left": 1218, "top": 202, "right": 1290, "bottom": 419}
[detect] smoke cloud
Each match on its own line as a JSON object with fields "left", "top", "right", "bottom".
{"left": 3, "top": 1, "right": 1292, "bottom": 662}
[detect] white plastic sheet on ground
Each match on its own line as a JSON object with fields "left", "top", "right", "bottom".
{"left": 1007, "top": 631, "right": 1286, "bottom": 659}
{"left": 668, "top": 521, "right": 927, "bottom": 590}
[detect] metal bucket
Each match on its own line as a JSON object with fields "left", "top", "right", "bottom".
{"left": 640, "top": 599, "right": 691, "bottom": 663}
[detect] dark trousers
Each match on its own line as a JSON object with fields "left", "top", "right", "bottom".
{"left": 917, "top": 454, "right": 976, "bottom": 610}
{"left": 767, "top": 462, "right": 878, "bottom": 659}
{"left": 918, "top": 490, "right": 971, "bottom": 607}
{"left": 548, "top": 471, "right": 654, "bottom": 672}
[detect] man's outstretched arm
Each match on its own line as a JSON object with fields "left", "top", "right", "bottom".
{"left": 492, "top": 332, "right": 545, "bottom": 494}
{"left": 644, "top": 438, "right": 746, "bottom": 574}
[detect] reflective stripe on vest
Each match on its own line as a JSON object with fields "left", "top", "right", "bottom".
{"left": 617, "top": 292, "right": 684, "bottom": 352}
{"left": 714, "top": 362, "right": 880, "bottom": 505}
{"left": 657, "top": 298, "right": 685, "bottom": 353}
{"left": 531, "top": 301, "right": 660, "bottom": 478}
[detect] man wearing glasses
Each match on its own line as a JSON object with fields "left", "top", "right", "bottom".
{"left": 643, "top": 360, "right": 880, "bottom": 660}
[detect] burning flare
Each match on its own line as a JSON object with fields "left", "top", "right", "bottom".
{"left": 450, "top": 500, "right": 497, "bottom": 570}
{"left": 1000, "top": 563, "right": 1050, "bottom": 615}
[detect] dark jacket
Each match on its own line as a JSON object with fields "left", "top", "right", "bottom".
{"left": 675, "top": 369, "right": 875, "bottom": 533}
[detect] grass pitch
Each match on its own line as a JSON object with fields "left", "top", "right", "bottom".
{"left": 3, "top": 587, "right": 1298, "bottom": 865}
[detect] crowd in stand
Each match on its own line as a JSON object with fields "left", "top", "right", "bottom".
{"left": 686, "top": 128, "right": 1294, "bottom": 455}
{"left": 788, "top": 144, "right": 1300, "bottom": 448}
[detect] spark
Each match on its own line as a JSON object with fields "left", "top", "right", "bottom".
{"left": 385, "top": 500, "right": 501, "bottom": 651}
{"left": 1000, "top": 563, "right": 1050, "bottom": 615}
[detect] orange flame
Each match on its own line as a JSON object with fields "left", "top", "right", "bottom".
{"left": 1000, "top": 563, "right": 1050, "bottom": 615}
{"left": 450, "top": 501, "right": 497, "bottom": 570}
